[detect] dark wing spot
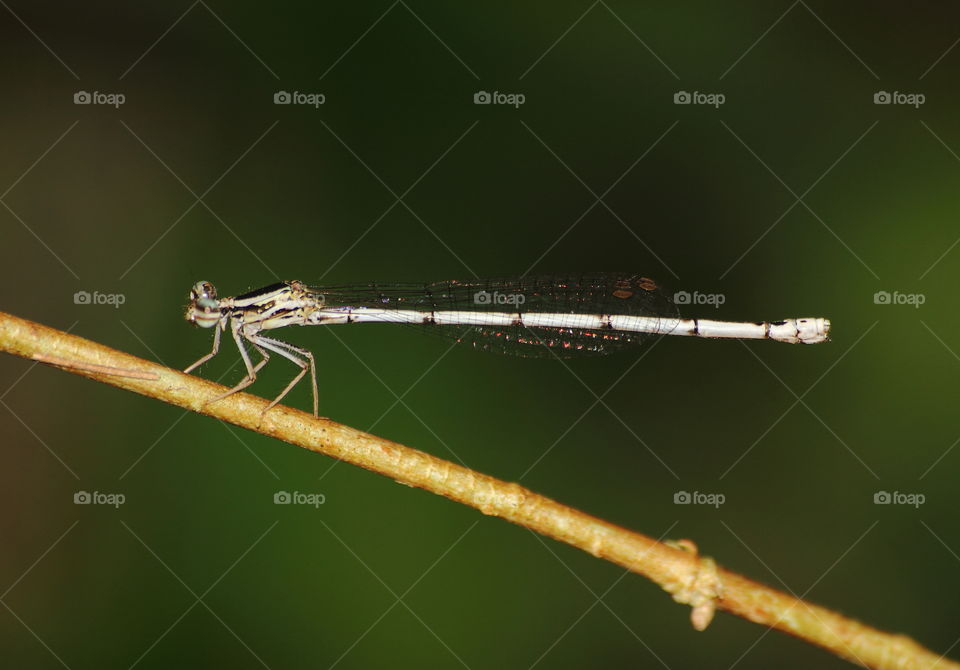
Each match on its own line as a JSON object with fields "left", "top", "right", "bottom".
{"left": 636, "top": 277, "right": 659, "bottom": 291}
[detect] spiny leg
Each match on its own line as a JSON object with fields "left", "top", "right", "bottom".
{"left": 264, "top": 337, "right": 317, "bottom": 416}
{"left": 205, "top": 342, "right": 270, "bottom": 409}
{"left": 250, "top": 334, "right": 319, "bottom": 416}
{"left": 251, "top": 343, "right": 271, "bottom": 375}
{"left": 184, "top": 321, "right": 222, "bottom": 374}
{"left": 204, "top": 323, "right": 263, "bottom": 407}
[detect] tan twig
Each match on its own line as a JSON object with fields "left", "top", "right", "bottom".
{"left": 0, "top": 309, "right": 953, "bottom": 670}
{"left": 31, "top": 352, "right": 160, "bottom": 380}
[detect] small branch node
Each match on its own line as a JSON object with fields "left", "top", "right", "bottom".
{"left": 666, "top": 538, "right": 723, "bottom": 631}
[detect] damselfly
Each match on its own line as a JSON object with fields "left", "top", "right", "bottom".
{"left": 183, "top": 274, "right": 830, "bottom": 416}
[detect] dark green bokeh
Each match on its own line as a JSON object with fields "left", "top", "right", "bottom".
{"left": 1, "top": 3, "right": 958, "bottom": 668}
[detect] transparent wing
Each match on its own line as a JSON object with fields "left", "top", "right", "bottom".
{"left": 306, "top": 273, "right": 681, "bottom": 358}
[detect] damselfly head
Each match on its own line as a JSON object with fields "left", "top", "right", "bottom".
{"left": 185, "top": 280, "right": 221, "bottom": 328}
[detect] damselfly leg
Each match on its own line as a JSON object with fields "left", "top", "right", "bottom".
{"left": 247, "top": 333, "right": 318, "bottom": 416}
{"left": 192, "top": 322, "right": 319, "bottom": 417}
{"left": 184, "top": 319, "right": 222, "bottom": 375}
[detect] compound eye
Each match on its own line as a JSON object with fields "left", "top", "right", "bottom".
{"left": 186, "top": 282, "right": 221, "bottom": 327}
{"left": 196, "top": 297, "right": 219, "bottom": 313}
{"left": 190, "top": 281, "right": 217, "bottom": 301}
{"left": 187, "top": 297, "right": 222, "bottom": 328}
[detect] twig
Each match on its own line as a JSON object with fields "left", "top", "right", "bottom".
{"left": 0, "top": 309, "right": 953, "bottom": 670}
{"left": 31, "top": 352, "right": 160, "bottom": 380}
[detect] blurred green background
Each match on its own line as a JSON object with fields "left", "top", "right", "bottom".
{"left": 1, "top": 2, "right": 959, "bottom": 668}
